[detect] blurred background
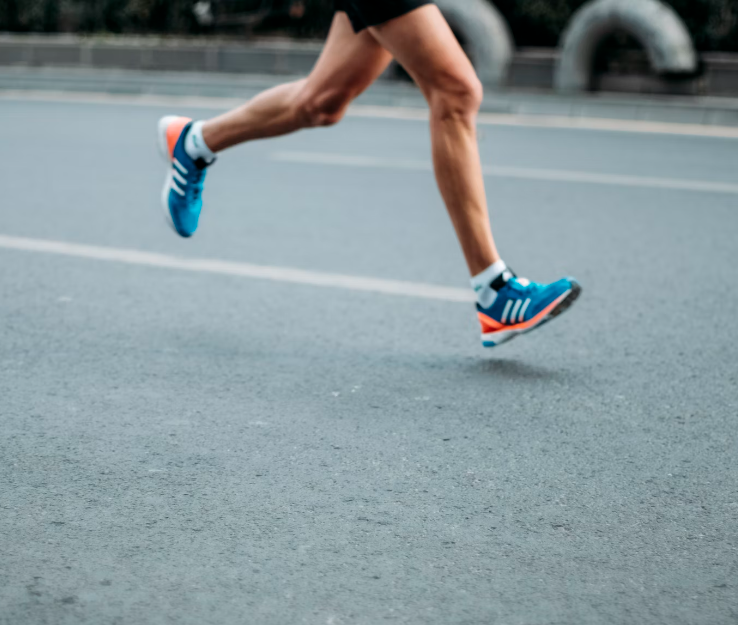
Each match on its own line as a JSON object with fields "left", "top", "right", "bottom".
{"left": 1, "top": 0, "right": 737, "bottom": 97}
{"left": 0, "top": 0, "right": 735, "bottom": 50}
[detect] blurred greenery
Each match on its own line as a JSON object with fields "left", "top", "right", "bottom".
{"left": 0, "top": 0, "right": 736, "bottom": 52}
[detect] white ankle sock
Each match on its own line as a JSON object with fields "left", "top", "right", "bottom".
{"left": 184, "top": 120, "right": 216, "bottom": 164}
{"left": 471, "top": 260, "right": 508, "bottom": 309}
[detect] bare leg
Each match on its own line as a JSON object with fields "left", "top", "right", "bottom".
{"left": 369, "top": 6, "right": 499, "bottom": 276}
{"left": 202, "top": 13, "right": 392, "bottom": 152}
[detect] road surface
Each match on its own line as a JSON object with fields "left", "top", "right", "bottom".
{"left": 1, "top": 95, "right": 737, "bottom": 625}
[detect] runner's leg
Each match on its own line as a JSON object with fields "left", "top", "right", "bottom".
{"left": 202, "top": 13, "right": 392, "bottom": 152}
{"left": 368, "top": 6, "right": 499, "bottom": 276}
{"left": 369, "top": 5, "right": 581, "bottom": 348}
{"left": 157, "top": 2, "right": 580, "bottom": 347}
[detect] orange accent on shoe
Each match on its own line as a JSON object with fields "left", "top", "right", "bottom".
{"left": 478, "top": 312, "right": 503, "bottom": 333}
{"left": 166, "top": 117, "right": 192, "bottom": 159}
{"left": 478, "top": 292, "right": 569, "bottom": 334}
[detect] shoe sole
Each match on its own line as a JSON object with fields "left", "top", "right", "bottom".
{"left": 481, "top": 281, "right": 582, "bottom": 348}
{"left": 157, "top": 116, "right": 180, "bottom": 234}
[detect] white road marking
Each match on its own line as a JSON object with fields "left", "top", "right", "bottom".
{"left": 273, "top": 152, "right": 431, "bottom": 171}
{"left": 271, "top": 151, "right": 738, "bottom": 195}
{"left": 477, "top": 110, "right": 738, "bottom": 140}
{"left": 350, "top": 104, "right": 738, "bottom": 140}
{"left": 484, "top": 165, "right": 738, "bottom": 195}
{"left": 1, "top": 89, "right": 738, "bottom": 139}
{"left": 0, "top": 234, "right": 475, "bottom": 303}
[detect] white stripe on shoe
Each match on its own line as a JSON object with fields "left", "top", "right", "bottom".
{"left": 501, "top": 300, "right": 513, "bottom": 324}
{"left": 173, "top": 158, "right": 188, "bottom": 175}
{"left": 170, "top": 180, "right": 185, "bottom": 196}
{"left": 172, "top": 169, "right": 187, "bottom": 186}
{"left": 519, "top": 298, "right": 531, "bottom": 322}
{"left": 510, "top": 299, "right": 523, "bottom": 324}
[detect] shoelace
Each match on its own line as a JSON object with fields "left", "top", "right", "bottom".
{"left": 506, "top": 277, "right": 536, "bottom": 296}
{"left": 189, "top": 169, "right": 205, "bottom": 202}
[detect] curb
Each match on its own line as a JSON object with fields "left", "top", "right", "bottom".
{"left": 0, "top": 34, "right": 323, "bottom": 76}
{"left": 2, "top": 34, "right": 738, "bottom": 98}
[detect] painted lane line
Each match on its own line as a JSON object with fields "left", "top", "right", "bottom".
{"left": 0, "top": 235, "right": 475, "bottom": 304}
{"left": 270, "top": 151, "right": 738, "bottom": 195}
{"left": 349, "top": 104, "right": 738, "bottom": 140}
{"left": 2, "top": 90, "right": 738, "bottom": 139}
{"left": 476, "top": 111, "right": 738, "bottom": 140}
{"left": 272, "top": 152, "right": 432, "bottom": 171}
{"left": 350, "top": 104, "right": 738, "bottom": 140}
{"left": 483, "top": 165, "right": 738, "bottom": 195}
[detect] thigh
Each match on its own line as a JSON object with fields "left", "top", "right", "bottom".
{"left": 368, "top": 5, "right": 476, "bottom": 96}
{"left": 305, "top": 11, "right": 393, "bottom": 99}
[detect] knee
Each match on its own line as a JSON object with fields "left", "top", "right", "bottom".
{"left": 296, "top": 85, "right": 353, "bottom": 128}
{"left": 429, "top": 71, "right": 484, "bottom": 122}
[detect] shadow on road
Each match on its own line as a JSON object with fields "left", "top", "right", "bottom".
{"left": 470, "top": 357, "right": 569, "bottom": 382}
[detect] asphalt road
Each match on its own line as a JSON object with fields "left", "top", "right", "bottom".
{"left": 1, "top": 96, "right": 737, "bottom": 625}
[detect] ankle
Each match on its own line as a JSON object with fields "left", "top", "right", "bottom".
{"left": 185, "top": 121, "right": 217, "bottom": 164}
{"left": 471, "top": 260, "right": 510, "bottom": 308}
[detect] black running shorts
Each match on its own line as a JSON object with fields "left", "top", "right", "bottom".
{"left": 335, "top": 0, "right": 434, "bottom": 33}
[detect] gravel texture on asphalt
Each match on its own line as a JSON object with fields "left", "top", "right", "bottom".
{"left": 1, "top": 98, "right": 737, "bottom": 625}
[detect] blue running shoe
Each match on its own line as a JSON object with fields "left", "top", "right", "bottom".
{"left": 157, "top": 116, "right": 214, "bottom": 238}
{"left": 477, "top": 269, "right": 581, "bottom": 348}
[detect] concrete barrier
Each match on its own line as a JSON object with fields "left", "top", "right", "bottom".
{"left": 4, "top": 32, "right": 738, "bottom": 97}
{"left": 0, "top": 34, "right": 322, "bottom": 76}
{"left": 435, "top": 0, "right": 513, "bottom": 87}
{"left": 555, "top": 0, "right": 698, "bottom": 93}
